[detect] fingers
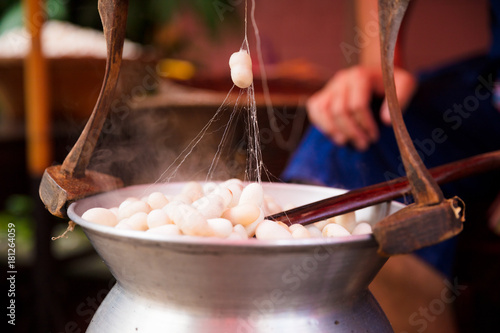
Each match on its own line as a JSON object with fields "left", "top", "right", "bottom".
{"left": 306, "top": 66, "right": 380, "bottom": 151}
{"left": 348, "top": 72, "right": 379, "bottom": 143}
{"left": 307, "top": 84, "right": 344, "bottom": 145}
{"left": 331, "top": 83, "right": 371, "bottom": 150}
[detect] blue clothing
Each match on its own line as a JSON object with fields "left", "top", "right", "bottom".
{"left": 282, "top": 7, "right": 500, "bottom": 277}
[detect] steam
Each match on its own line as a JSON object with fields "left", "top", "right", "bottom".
{"left": 87, "top": 82, "right": 253, "bottom": 187}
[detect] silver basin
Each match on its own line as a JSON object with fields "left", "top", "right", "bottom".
{"left": 68, "top": 182, "right": 403, "bottom": 332}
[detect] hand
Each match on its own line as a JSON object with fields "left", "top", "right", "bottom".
{"left": 306, "top": 65, "right": 416, "bottom": 151}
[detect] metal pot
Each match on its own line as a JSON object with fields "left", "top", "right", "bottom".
{"left": 68, "top": 182, "right": 404, "bottom": 332}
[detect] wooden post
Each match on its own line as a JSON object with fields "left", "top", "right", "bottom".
{"left": 23, "top": 1, "right": 57, "bottom": 332}
{"left": 24, "top": 0, "right": 52, "bottom": 176}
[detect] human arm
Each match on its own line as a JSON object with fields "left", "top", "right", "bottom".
{"left": 306, "top": 0, "right": 416, "bottom": 151}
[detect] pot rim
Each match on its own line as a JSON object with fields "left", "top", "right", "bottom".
{"left": 67, "top": 181, "right": 404, "bottom": 249}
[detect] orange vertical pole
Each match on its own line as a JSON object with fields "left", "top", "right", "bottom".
{"left": 24, "top": 4, "right": 57, "bottom": 331}
{"left": 24, "top": 0, "right": 52, "bottom": 176}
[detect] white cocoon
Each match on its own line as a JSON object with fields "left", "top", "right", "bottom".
{"left": 351, "top": 222, "right": 373, "bottom": 235}
{"left": 229, "top": 50, "right": 253, "bottom": 88}
{"left": 322, "top": 223, "right": 351, "bottom": 237}
{"left": 255, "top": 220, "right": 293, "bottom": 240}
{"left": 82, "top": 207, "right": 118, "bottom": 227}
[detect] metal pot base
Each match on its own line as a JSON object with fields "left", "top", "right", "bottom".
{"left": 88, "top": 283, "right": 392, "bottom": 333}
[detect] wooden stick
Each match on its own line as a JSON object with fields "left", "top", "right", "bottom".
{"left": 379, "top": 0, "right": 443, "bottom": 206}
{"left": 267, "top": 150, "right": 500, "bottom": 226}
{"left": 60, "top": 0, "right": 128, "bottom": 178}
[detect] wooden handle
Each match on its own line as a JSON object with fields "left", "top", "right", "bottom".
{"left": 378, "top": 0, "right": 444, "bottom": 206}
{"left": 38, "top": 0, "right": 128, "bottom": 219}
{"left": 371, "top": 0, "right": 468, "bottom": 254}
{"left": 60, "top": 0, "right": 129, "bottom": 178}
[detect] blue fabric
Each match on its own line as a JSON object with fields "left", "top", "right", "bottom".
{"left": 282, "top": 54, "right": 500, "bottom": 278}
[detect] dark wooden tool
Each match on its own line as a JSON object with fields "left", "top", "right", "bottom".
{"left": 39, "top": 0, "right": 129, "bottom": 218}
{"left": 374, "top": 0, "right": 463, "bottom": 255}
{"left": 267, "top": 150, "right": 499, "bottom": 228}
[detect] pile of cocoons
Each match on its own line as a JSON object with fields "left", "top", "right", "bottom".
{"left": 81, "top": 180, "right": 373, "bottom": 240}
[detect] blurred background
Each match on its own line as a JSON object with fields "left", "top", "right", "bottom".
{"left": 0, "top": 0, "right": 494, "bottom": 332}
